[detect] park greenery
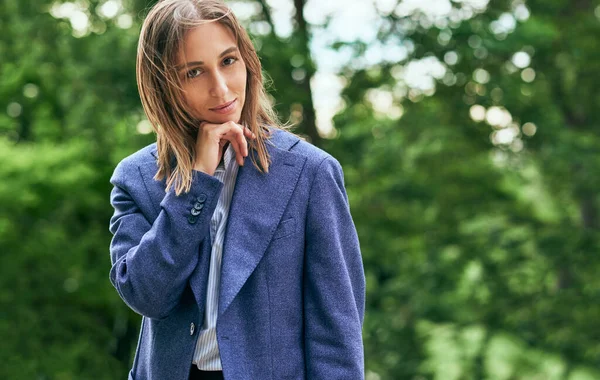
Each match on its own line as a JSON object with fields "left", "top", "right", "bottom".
{"left": 1, "top": 0, "right": 599, "bottom": 379}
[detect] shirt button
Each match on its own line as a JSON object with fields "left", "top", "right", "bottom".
{"left": 190, "top": 322, "right": 195, "bottom": 336}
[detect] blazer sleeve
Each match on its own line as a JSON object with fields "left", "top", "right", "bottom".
{"left": 303, "top": 156, "right": 366, "bottom": 379}
{"left": 108, "top": 160, "right": 223, "bottom": 320}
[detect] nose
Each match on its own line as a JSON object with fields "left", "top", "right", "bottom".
{"left": 209, "top": 70, "right": 228, "bottom": 98}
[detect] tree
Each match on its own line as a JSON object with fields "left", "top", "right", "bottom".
{"left": 2, "top": 0, "right": 599, "bottom": 378}
{"left": 326, "top": 0, "right": 600, "bottom": 378}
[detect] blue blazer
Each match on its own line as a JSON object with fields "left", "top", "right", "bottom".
{"left": 109, "top": 129, "right": 365, "bottom": 380}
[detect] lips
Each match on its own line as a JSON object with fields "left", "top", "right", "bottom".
{"left": 210, "top": 99, "right": 237, "bottom": 114}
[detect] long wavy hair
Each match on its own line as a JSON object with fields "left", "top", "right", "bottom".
{"left": 137, "top": 0, "right": 281, "bottom": 195}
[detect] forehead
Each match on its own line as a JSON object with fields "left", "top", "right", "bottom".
{"left": 178, "top": 22, "right": 237, "bottom": 63}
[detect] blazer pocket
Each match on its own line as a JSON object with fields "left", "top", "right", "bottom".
{"left": 272, "top": 217, "right": 297, "bottom": 240}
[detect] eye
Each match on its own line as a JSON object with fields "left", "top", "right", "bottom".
{"left": 223, "top": 56, "right": 237, "bottom": 66}
{"left": 185, "top": 68, "right": 203, "bottom": 79}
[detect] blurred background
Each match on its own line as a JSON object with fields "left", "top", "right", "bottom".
{"left": 1, "top": 0, "right": 600, "bottom": 378}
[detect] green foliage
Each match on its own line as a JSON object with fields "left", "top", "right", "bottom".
{"left": 325, "top": 0, "right": 600, "bottom": 378}
{"left": 1, "top": 0, "right": 599, "bottom": 379}
{"left": 0, "top": 139, "right": 125, "bottom": 379}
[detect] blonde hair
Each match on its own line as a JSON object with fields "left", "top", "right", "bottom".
{"left": 136, "top": 0, "right": 281, "bottom": 194}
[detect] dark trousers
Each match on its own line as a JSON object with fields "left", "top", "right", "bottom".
{"left": 188, "top": 366, "right": 224, "bottom": 380}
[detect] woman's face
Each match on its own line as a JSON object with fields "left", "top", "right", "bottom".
{"left": 176, "top": 22, "right": 247, "bottom": 125}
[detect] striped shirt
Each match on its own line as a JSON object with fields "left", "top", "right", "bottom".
{"left": 192, "top": 144, "right": 239, "bottom": 370}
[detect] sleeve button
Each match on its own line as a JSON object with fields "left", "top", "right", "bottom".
{"left": 196, "top": 194, "right": 207, "bottom": 203}
{"left": 190, "top": 322, "right": 195, "bottom": 335}
{"left": 193, "top": 202, "right": 204, "bottom": 211}
{"left": 191, "top": 208, "right": 201, "bottom": 216}
{"left": 187, "top": 215, "right": 198, "bottom": 224}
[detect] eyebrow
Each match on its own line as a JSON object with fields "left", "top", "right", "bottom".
{"left": 175, "top": 46, "right": 239, "bottom": 71}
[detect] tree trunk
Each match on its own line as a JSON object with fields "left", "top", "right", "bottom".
{"left": 292, "top": 0, "right": 321, "bottom": 146}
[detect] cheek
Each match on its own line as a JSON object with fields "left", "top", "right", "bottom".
{"left": 236, "top": 65, "right": 248, "bottom": 93}
{"left": 184, "top": 83, "right": 207, "bottom": 103}
{"left": 180, "top": 85, "right": 207, "bottom": 118}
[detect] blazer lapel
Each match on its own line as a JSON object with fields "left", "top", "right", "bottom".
{"left": 136, "top": 135, "right": 306, "bottom": 317}
{"left": 219, "top": 142, "right": 306, "bottom": 317}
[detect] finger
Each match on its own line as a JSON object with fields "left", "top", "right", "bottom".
{"left": 230, "top": 137, "right": 245, "bottom": 166}
{"left": 198, "top": 121, "right": 211, "bottom": 134}
{"left": 235, "top": 132, "right": 248, "bottom": 161}
{"left": 243, "top": 124, "right": 256, "bottom": 139}
{"left": 232, "top": 124, "right": 248, "bottom": 158}
{"left": 213, "top": 122, "right": 247, "bottom": 166}
{"left": 224, "top": 122, "right": 248, "bottom": 160}
{"left": 222, "top": 129, "right": 244, "bottom": 166}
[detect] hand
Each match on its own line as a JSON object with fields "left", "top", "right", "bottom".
{"left": 193, "top": 121, "right": 255, "bottom": 176}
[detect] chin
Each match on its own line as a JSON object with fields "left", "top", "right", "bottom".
{"left": 201, "top": 106, "right": 243, "bottom": 125}
{"left": 223, "top": 111, "right": 243, "bottom": 124}
{"left": 221, "top": 114, "right": 242, "bottom": 124}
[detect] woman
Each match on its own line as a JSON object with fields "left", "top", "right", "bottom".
{"left": 108, "top": 1, "right": 365, "bottom": 379}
